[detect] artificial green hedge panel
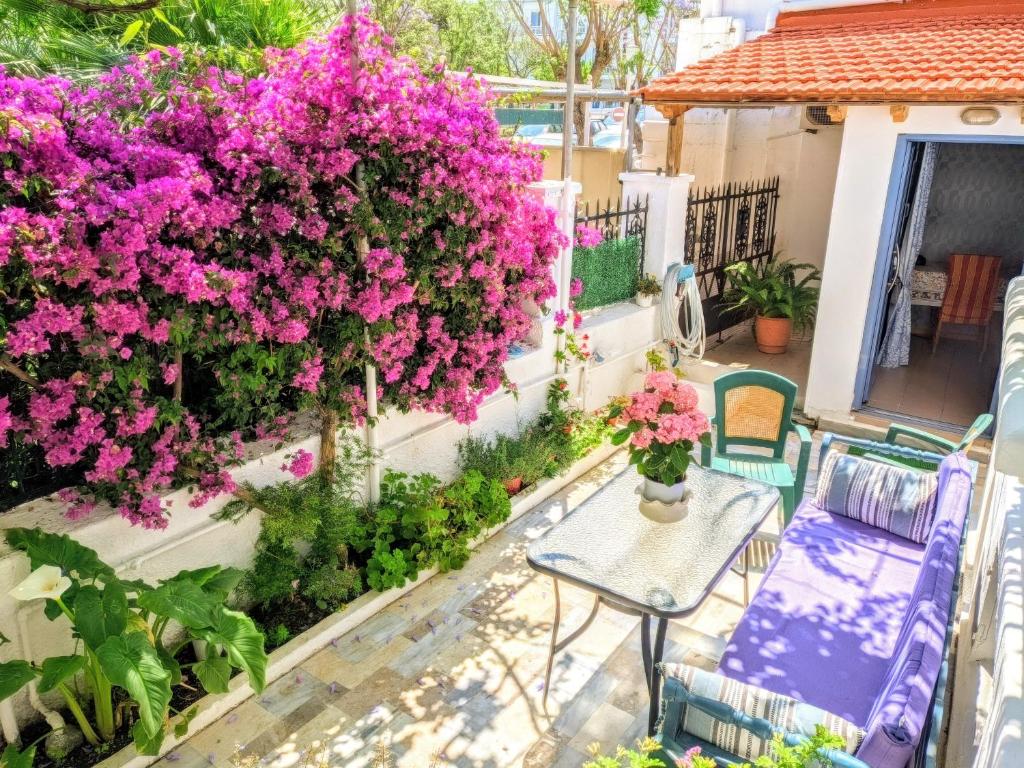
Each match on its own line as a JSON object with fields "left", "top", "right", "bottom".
{"left": 571, "top": 235, "right": 643, "bottom": 311}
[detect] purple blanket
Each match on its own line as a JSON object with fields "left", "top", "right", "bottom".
{"left": 718, "top": 453, "right": 973, "bottom": 768}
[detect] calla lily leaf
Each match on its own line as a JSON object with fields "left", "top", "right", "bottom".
{"left": 38, "top": 655, "right": 86, "bottom": 694}
{"left": 4, "top": 529, "right": 114, "bottom": 581}
{"left": 0, "top": 661, "right": 36, "bottom": 702}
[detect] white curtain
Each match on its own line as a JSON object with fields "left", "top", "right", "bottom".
{"left": 877, "top": 142, "right": 938, "bottom": 368}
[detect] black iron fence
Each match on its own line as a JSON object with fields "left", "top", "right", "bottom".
{"left": 685, "top": 177, "right": 780, "bottom": 335}
{"left": 572, "top": 196, "right": 649, "bottom": 311}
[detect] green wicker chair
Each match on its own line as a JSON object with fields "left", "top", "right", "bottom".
{"left": 851, "top": 413, "right": 992, "bottom": 471}
{"left": 699, "top": 370, "right": 811, "bottom": 528}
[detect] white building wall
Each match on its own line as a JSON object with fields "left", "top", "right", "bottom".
{"left": 804, "top": 105, "right": 1024, "bottom": 420}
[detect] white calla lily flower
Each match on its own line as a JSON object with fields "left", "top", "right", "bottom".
{"left": 8, "top": 565, "right": 72, "bottom": 602}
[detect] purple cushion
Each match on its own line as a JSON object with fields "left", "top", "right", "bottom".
{"left": 719, "top": 453, "right": 973, "bottom": 768}
{"left": 856, "top": 453, "right": 973, "bottom": 768}
{"left": 718, "top": 503, "right": 926, "bottom": 725}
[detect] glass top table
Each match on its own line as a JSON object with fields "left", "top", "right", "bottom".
{"left": 526, "top": 462, "right": 779, "bottom": 734}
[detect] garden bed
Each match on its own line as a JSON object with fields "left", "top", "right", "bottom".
{"left": 92, "top": 441, "right": 619, "bottom": 768}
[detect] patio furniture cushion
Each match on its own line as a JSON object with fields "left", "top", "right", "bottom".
{"left": 718, "top": 503, "right": 927, "bottom": 725}
{"left": 855, "top": 452, "right": 973, "bottom": 768}
{"left": 660, "top": 663, "right": 865, "bottom": 761}
{"left": 814, "top": 450, "right": 939, "bottom": 544}
{"left": 717, "top": 452, "right": 973, "bottom": 768}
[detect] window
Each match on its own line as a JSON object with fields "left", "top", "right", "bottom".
{"left": 530, "top": 10, "right": 541, "bottom": 32}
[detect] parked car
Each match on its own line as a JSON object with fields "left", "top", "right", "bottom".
{"left": 513, "top": 124, "right": 550, "bottom": 139}
{"left": 592, "top": 130, "right": 625, "bottom": 148}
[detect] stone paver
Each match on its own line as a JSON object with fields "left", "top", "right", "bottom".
{"left": 175, "top": 439, "right": 823, "bottom": 767}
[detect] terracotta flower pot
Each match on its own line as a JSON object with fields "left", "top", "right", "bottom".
{"left": 503, "top": 477, "right": 523, "bottom": 496}
{"left": 754, "top": 315, "right": 792, "bottom": 354}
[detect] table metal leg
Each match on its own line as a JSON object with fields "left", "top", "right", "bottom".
{"left": 647, "top": 617, "right": 668, "bottom": 736}
{"left": 542, "top": 578, "right": 601, "bottom": 711}
{"left": 640, "top": 614, "right": 652, "bottom": 687}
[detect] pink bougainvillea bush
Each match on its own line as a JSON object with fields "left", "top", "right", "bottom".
{"left": 0, "top": 16, "right": 561, "bottom": 527}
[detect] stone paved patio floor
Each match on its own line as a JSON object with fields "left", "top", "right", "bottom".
{"left": 164, "top": 443, "right": 821, "bottom": 768}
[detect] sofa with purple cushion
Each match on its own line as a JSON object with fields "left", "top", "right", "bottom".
{"left": 655, "top": 434, "right": 975, "bottom": 768}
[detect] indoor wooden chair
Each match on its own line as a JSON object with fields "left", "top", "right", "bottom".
{"left": 700, "top": 370, "right": 811, "bottom": 528}
{"left": 933, "top": 253, "right": 1002, "bottom": 359}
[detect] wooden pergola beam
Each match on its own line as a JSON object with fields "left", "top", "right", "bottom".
{"left": 653, "top": 104, "right": 690, "bottom": 177}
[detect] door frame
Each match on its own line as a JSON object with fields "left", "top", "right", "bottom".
{"left": 853, "top": 133, "right": 1024, "bottom": 411}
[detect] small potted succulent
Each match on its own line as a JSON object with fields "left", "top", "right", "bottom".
{"left": 723, "top": 259, "right": 821, "bottom": 354}
{"left": 635, "top": 273, "right": 662, "bottom": 308}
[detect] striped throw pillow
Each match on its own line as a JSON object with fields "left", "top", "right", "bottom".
{"left": 814, "top": 450, "right": 938, "bottom": 544}
{"left": 661, "top": 663, "right": 865, "bottom": 761}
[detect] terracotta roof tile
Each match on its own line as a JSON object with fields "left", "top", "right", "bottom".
{"left": 639, "top": 0, "right": 1024, "bottom": 105}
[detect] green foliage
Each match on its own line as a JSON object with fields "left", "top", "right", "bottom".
{"left": 723, "top": 259, "right": 822, "bottom": 333}
{"left": 222, "top": 433, "right": 371, "bottom": 611}
{"left": 752, "top": 726, "right": 846, "bottom": 768}
{"left": 572, "top": 235, "right": 644, "bottom": 311}
{"left": 0, "top": 0, "right": 335, "bottom": 79}
{"left": 457, "top": 380, "right": 613, "bottom": 491}
{"left": 354, "top": 469, "right": 511, "bottom": 591}
{"left": 583, "top": 737, "right": 668, "bottom": 768}
{"left": 636, "top": 273, "right": 663, "bottom": 297}
{"left": 0, "top": 744, "right": 35, "bottom": 768}
{"left": 587, "top": 726, "right": 849, "bottom": 768}
{"left": 0, "top": 528, "right": 266, "bottom": 755}
{"left": 370, "top": 0, "right": 520, "bottom": 75}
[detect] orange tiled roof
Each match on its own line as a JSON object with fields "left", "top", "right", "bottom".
{"left": 639, "top": 0, "right": 1024, "bottom": 105}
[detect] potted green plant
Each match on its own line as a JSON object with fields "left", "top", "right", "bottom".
{"left": 723, "top": 259, "right": 821, "bottom": 354}
{"left": 635, "top": 273, "right": 663, "bottom": 308}
{"left": 457, "top": 433, "right": 526, "bottom": 495}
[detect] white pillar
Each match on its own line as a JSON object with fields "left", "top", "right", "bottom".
{"left": 619, "top": 171, "right": 695, "bottom": 279}
{"left": 528, "top": 179, "right": 582, "bottom": 313}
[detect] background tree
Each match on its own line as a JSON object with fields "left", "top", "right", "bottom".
{"left": 611, "top": 0, "right": 693, "bottom": 90}
{"left": 505, "top": 0, "right": 663, "bottom": 134}
{"left": 0, "top": 0, "right": 339, "bottom": 77}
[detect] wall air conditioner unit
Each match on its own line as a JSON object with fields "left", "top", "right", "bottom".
{"left": 801, "top": 105, "right": 843, "bottom": 130}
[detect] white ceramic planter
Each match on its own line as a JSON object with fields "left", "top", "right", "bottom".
{"left": 635, "top": 293, "right": 656, "bottom": 308}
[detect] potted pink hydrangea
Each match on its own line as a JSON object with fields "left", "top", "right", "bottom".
{"left": 609, "top": 371, "right": 711, "bottom": 514}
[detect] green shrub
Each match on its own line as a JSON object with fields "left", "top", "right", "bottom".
{"left": 222, "top": 434, "right": 371, "bottom": 611}
{"left": 456, "top": 380, "right": 613, "bottom": 490}
{"left": 353, "top": 470, "right": 510, "bottom": 591}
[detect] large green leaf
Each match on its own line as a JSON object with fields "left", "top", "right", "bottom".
{"left": 193, "top": 654, "right": 231, "bottom": 694}
{"left": 37, "top": 655, "right": 86, "bottom": 694}
{"left": 0, "top": 744, "right": 35, "bottom": 768}
{"left": 0, "top": 661, "right": 36, "bottom": 701}
{"left": 4, "top": 529, "right": 114, "bottom": 581}
{"left": 166, "top": 565, "right": 243, "bottom": 597}
{"left": 96, "top": 633, "right": 171, "bottom": 739}
{"left": 138, "top": 579, "right": 215, "bottom": 629}
{"left": 131, "top": 719, "right": 166, "bottom": 756}
{"left": 201, "top": 610, "right": 267, "bottom": 692}
{"left": 74, "top": 585, "right": 107, "bottom": 650}
{"left": 102, "top": 580, "right": 129, "bottom": 638}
